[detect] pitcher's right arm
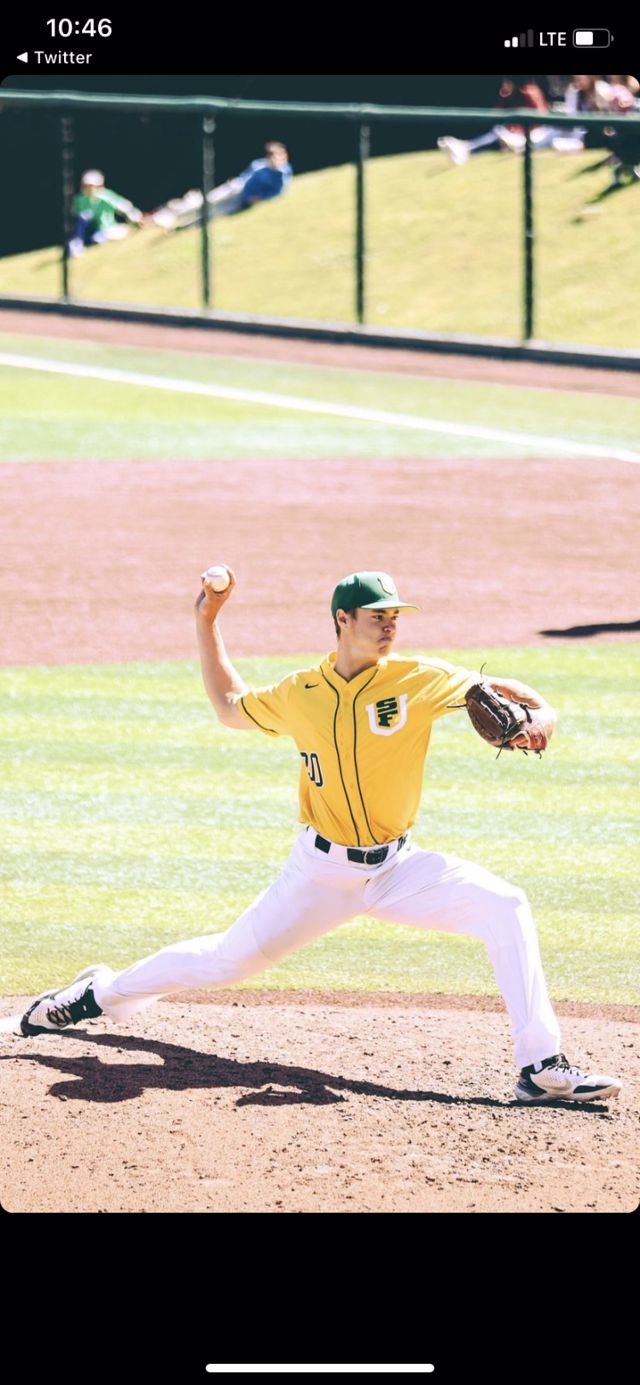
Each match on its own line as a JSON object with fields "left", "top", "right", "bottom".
{"left": 195, "top": 566, "right": 258, "bottom": 731}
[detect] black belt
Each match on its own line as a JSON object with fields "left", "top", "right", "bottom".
{"left": 314, "top": 833, "right": 407, "bottom": 866}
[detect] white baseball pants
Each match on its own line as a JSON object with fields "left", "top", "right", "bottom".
{"left": 92, "top": 830, "right": 561, "bottom": 1069}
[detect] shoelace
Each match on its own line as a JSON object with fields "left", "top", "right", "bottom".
{"left": 524, "top": 1053, "right": 582, "bottom": 1082}
{"left": 44, "top": 985, "right": 99, "bottom": 1026}
{"left": 45, "top": 1002, "right": 74, "bottom": 1027}
{"left": 545, "top": 1053, "right": 581, "bottom": 1077}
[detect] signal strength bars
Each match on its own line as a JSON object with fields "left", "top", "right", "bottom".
{"left": 504, "top": 30, "right": 534, "bottom": 46}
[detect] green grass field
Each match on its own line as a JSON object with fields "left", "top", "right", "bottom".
{"left": 2, "top": 332, "right": 640, "bottom": 463}
{"left": 1, "top": 647, "right": 638, "bottom": 1001}
{"left": 1, "top": 149, "right": 639, "bottom": 346}
{"left": 0, "top": 332, "right": 638, "bottom": 1003}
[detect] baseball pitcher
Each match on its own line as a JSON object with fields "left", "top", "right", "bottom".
{"left": 20, "top": 567, "right": 622, "bottom": 1103}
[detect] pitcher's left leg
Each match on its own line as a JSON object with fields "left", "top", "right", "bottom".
{"left": 367, "top": 847, "right": 561, "bottom": 1070}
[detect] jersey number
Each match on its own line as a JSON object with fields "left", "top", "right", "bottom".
{"left": 300, "top": 751, "right": 324, "bottom": 787}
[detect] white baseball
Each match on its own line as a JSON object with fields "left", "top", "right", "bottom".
{"left": 203, "top": 565, "right": 231, "bottom": 592}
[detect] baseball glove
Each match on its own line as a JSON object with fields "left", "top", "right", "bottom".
{"left": 465, "top": 681, "right": 534, "bottom": 754}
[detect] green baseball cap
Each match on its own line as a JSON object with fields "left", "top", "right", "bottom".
{"left": 330, "top": 571, "right": 419, "bottom": 618}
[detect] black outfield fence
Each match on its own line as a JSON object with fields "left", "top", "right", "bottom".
{"left": 1, "top": 88, "right": 639, "bottom": 361}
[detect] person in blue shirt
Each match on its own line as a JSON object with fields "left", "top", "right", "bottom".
{"left": 150, "top": 142, "right": 292, "bottom": 230}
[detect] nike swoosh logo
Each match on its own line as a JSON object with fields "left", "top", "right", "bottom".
{"left": 304, "top": 683, "right": 319, "bottom": 689}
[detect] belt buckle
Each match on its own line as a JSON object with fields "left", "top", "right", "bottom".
{"left": 363, "top": 846, "right": 387, "bottom": 866}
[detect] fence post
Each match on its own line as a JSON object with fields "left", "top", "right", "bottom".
{"left": 60, "top": 114, "right": 74, "bottom": 301}
{"left": 355, "top": 121, "right": 370, "bottom": 324}
{"left": 523, "top": 127, "right": 534, "bottom": 340}
{"left": 201, "top": 114, "right": 215, "bottom": 308}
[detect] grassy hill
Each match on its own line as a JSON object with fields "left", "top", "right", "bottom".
{"left": 1, "top": 149, "right": 639, "bottom": 348}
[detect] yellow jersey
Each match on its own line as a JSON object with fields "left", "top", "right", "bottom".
{"left": 240, "top": 653, "right": 477, "bottom": 846}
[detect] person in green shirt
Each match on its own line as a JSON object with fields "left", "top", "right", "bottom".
{"left": 68, "top": 168, "right": 143, "bottom": 257}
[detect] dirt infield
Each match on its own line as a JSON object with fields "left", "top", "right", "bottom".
{"left": 2, "top": 448, "right": 639, "bottom": 665}
{"left": 2, "top": 309, "right": 640, "bottom": 666}
{"left": 1, "top": 310, "right": 637, "bottom": 1213}
{"left": 1, "top": 997, "right": 637, "bottom": 1213}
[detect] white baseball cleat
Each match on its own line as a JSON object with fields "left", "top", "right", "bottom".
{"left": 515, "top": 1052, "right": 622, "bottom": 1103}
{"left": 20, "top": 964, "right": 112, "bottom": 1036}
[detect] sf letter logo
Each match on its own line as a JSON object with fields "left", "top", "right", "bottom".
{"left": 366, "top": 694, "right": 408, "bottom": 735}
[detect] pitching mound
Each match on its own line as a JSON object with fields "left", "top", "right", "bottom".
{"left": 1, "top": 994, "right": 636, "bottom": 1213}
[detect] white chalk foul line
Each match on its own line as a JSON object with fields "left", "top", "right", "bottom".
{"left": 1, "top": 350, "right": 638, "bottom": 465}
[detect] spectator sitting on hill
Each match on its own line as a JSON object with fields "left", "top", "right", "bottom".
{"left": 601, "top": 76, "right": 640, "bottom": 185}
{"left": 438, "top": 78, "right": 553, "bottom": 164}
{"left": 68, "top": 169, "right": 143, "bottom": 257}
{"left": 550, "top": 74, "right": 611, "bottom": 151}
{"left": 606, "top": 74, "right": 640, "bottom": 112}
{"left": 150, "top": 141, "right": 292, "bottom": 230}
{"left": 576, "top": 76, "right": 640, "bottom": 202}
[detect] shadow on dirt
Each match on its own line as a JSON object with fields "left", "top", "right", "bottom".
{"left": 539, "top": 619, "right": 640, "bottom": 637}
{"left": 2, "top": 1028, "right": 614, "bottom": 1112}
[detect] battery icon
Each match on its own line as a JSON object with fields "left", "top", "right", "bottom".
{"left": 573, "top": 28, "right": 611, "bottom": 46}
